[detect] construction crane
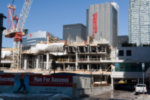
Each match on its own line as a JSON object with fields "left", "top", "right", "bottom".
{"left": 3, "top": 0, "right": 33, "bottom": 69}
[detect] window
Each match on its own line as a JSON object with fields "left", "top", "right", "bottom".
{"left": 119, "top": 50, "right": 124, "bottom": 56}
{"left": 146, "top": 2, "right": 149, "bottom": 6}
{"left": 126, "top": 50, "right": 132, "bottom": 56}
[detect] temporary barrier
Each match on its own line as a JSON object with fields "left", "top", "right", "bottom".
{"left": 0, "top": 74, "right": 73, "bottom": 96}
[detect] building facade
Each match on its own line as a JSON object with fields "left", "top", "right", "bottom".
{"left": 87, "top": 2, "right": 118, "bottom": 47}
{"left": 63, "top": 24, "right": 87, "bottom": 44}
{"left": 117, "top": 35, "right": 128, "bottom": 47}
{"left": 129, "top": 0, "right": 150, "bottom": 46}
{"left": 22, "top": 30, "right": 50, "bottom": 49}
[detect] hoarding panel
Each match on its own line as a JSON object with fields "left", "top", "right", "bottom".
{"left": 29, "top": 75, "right": 72, "bottom": 87}
{"left": 0, "top": 74, "right": 14, "bottom": 85}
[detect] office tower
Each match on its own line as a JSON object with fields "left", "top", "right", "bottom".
{"left": 87, "top": 2, "right": 118, "bottom": 47}
{"left": 63, "top": 24, "right": 87, "bottom": 44}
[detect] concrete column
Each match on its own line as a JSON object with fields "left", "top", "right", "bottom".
{"left": 87, "top": 45, "right": 90, "bottom": 71}
{"left": 96, "top": 46, "right": 98, "bottom": 53}
{"left": 68, "top": 56, "right": 69, "bottom": 62}
{"left": 87, "top": 55, "right": 90, "bottom": 61}
{"left": 46, "top": 53, "right": 49, "bottom": 70}
{"left": 23, "top": 56, "right": 27, "bottom": 70}
{"left": 87, "top": 64, "right": 90, "bottom": 71}
{"left": 63, "top": 64, "right": 65, "bottom": 71}
{"left": 67, "top": 64, "right": 70, "bottom": 70}
{"left": 111, "top": 78, "right": 114, "bottom": 90}
{"left": 36, "top": 56, "right": 39, "bottom": 69}
{"left": 75, "top": 52, "right": 78, "bottom": 70}
{"left": 87, "top": 55, "right": 90, "bottom": 70}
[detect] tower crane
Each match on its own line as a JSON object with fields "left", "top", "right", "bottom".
{"left": 3, "top": 0, "right": 33, "bottom": 69}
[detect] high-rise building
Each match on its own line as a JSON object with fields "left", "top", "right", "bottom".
{"left": 87, "top": 2, "right": 118, "bottom": 47}
{"left": 129, "top": 0, "right": 150, "bottom": 46}
{"left": 63, "top": 24, "right": 87, "bottom": 44}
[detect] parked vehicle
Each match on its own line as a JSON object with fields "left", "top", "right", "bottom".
{"left": 135, "top": 84, "right": 147, "bottom": 94}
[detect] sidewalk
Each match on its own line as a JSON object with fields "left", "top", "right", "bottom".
{"left": 136, "top": 94, "right": 150, "bottom": 100}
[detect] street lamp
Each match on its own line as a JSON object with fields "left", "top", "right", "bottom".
{"left": 142, "top": 63, "right": 145, "bottom": 100}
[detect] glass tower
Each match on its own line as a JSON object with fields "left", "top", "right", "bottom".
{"left": 129, "top": 0, "right": 150, "bottom": 46}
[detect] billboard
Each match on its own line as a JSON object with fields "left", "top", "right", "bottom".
{"left": 0, "top": 74, "right": 73, "bottom": 96}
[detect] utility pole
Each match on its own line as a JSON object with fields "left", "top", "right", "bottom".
{"left": 142, "top": 63, "right": 145, "bottom": 100}
{"left": 0, "top": 13, "right": 6, "bottom": 65}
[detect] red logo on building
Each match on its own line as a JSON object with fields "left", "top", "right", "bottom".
{"left": 29, "top": 33, "right": 32, "bottom": 37}
{"left": 92, "top": 12, "right": 98, "bottom": 36}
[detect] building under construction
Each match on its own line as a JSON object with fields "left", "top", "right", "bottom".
{"left": 0, "top": 29, "right": 117, "bottom": 97}
{"left": 1, "top": 35, "right": 114, "bottom": 84}
{"left": 3, "top": 1, "right": 150, "bottom": 98}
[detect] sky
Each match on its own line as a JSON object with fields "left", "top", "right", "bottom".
{"left": 0, "top": 0, "right": 129, "bottom": 47}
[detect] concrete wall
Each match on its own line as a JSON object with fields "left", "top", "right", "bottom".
{"left": 72, "top": 75, "right": 112, "bottom": 97}
{"left": 73, "top": 75, "right": 92, "bottom": 89}
{"left": 73, "top": 86, "right": 112, "bottom": 98}
{"left": 117, "top": 47, "right": 150, "bottom": 62}
{"left": 111, "top": 72, "right": 143, "bottom": 78}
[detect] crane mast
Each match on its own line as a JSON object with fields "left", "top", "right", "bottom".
{"left": 3, "top": 0, "right": 33, "bottom": 69}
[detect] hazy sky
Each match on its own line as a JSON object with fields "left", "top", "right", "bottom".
{"left": 0, "top": 0, "right": 129, "bottom": 47}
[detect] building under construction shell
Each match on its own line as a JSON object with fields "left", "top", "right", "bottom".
{"left": 1, "top": 34, "right": 116, "bottom": 86}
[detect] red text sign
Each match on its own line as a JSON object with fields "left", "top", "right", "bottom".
{"left": 0, "top": 74, "right": 14, "bottom": 85}
{"left": 29, "top": 75, "right": 72, "bottom": 87}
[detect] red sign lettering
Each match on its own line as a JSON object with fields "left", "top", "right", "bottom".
{"left": 92, "top": 12, "right": 98, "bottom": 36}
{"left": 0, "top": 74, "right": 14, "bottom": 85}
{"left": 29, "top": 75, "right": 72, "bottom": 87}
